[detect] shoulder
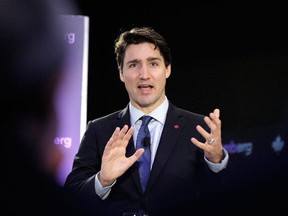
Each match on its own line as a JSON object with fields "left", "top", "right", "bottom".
{"left": 168, "top": 101, "right": 206, "bottom": 121}
{"left": 86, "top": 106, "right": 130, "bottom": 131}
{"left": 90, "top": 110, "right": 123, "bottom": 124}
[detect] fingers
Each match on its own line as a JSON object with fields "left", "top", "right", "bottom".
{"left": 191, "top": 137, "right": 204, "bottom": 149}
{"left": 196, "top": 124, "right": 210, "bottom": 141}
{"left": 205, "top": 109, "right": 221, "bottom": 127}
{"left": 107, "top": 125, "right": 134, "bottom": 148}
{"left": 131, "top": 148, "right": 145, "bottom": 161}
{"left": 111, "top": 125, "right": 128, "bottom": 139}
{"left": 123, "top": 125, "right": 134, "bottom": 143}
{"left": 191, "top": 108, "right": 222, "bottom": 149}
{"left": 210, "top": 109, "right": 221, "bottom": 125}
{"left": 204, "top": 109, "right": 221, "bottom": 133}
{"left": 212, "top": 108, "right": 220, "bottom": 118}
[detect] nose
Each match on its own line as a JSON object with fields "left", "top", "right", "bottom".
{"left": 139, "top": 65, "right": 149, "bottom": 79}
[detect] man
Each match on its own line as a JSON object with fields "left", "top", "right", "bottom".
{"left": 65, "top": 26, "right": 229, "bottom": 215}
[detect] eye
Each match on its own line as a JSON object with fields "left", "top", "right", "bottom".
{"left": 128, "top": 63, "right": 137, "bottom": 68}
{"left": 150, "top": 62, "right": 159, "bottom": 68}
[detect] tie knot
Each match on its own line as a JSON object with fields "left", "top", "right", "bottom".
{"left": 141, "top": 115, "right": 152, "bottom": 127}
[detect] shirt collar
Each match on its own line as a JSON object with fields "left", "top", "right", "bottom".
{"left": 129, "top": 96, "right": 169, "bottom": 126}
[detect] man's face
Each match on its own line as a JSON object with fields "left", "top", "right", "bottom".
{"left": 119, "top": 42, "right": 171, "bottom": 113}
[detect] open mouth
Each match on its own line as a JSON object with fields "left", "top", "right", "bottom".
{"left": 138, "top": 84, "right": 152, "bottom": 89}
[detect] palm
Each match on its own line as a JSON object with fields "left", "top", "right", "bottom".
{"left": 100, "top": 125, "right": 144, "bottom": 184}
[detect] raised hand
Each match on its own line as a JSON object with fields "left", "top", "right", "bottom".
{"left": 191, "top": 108, "right": 223, "bottom": 163}
{"left": 98, "top": 125, "right": 144, "bottom": 187}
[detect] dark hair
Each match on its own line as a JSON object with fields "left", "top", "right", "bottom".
{"left": 114, "top": 27, "right": 172, "bottom": 70}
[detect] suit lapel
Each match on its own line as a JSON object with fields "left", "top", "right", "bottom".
{"left": 117, "top": 106, "right": 143, "bottom": 192}
{"left": 146, "top": 103, "right": 184, "bottom": 191}
{"left": 119, "top": 103, "right": 186, "bottom": 193}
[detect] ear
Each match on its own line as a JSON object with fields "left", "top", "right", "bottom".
{"left": 165, "top": 65, "right": 171, "bottom": 78}
{"left": 119, "top": 69, "right": 125, "bottom": 82}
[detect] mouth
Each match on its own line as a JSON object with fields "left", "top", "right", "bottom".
{"left": 138, "top": 84, "right": 152, "bottom": 89}
{"left": 138, "top": 84, "right": 153, "bottom": 94}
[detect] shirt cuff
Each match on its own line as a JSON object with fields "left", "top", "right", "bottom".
{"left": 94, "top": 171, "right": 116, "bottom": 200}
{"left": 205, "top": 148, "right": 229, "bottom": 173}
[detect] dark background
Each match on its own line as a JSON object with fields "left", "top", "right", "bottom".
{"left": 72, "top": 2, "right": 288, "bottom": 126}
{"left": 72, "top": 1, "right": 287, "bottom": 201}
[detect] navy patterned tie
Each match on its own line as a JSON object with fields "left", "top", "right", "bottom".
{"left": 136, "top": 115, "right": 152, "bottom": 192}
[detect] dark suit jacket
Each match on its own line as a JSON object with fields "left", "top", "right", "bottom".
{"left": 65, "top": 101, "right": 226, "bottom": 215}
